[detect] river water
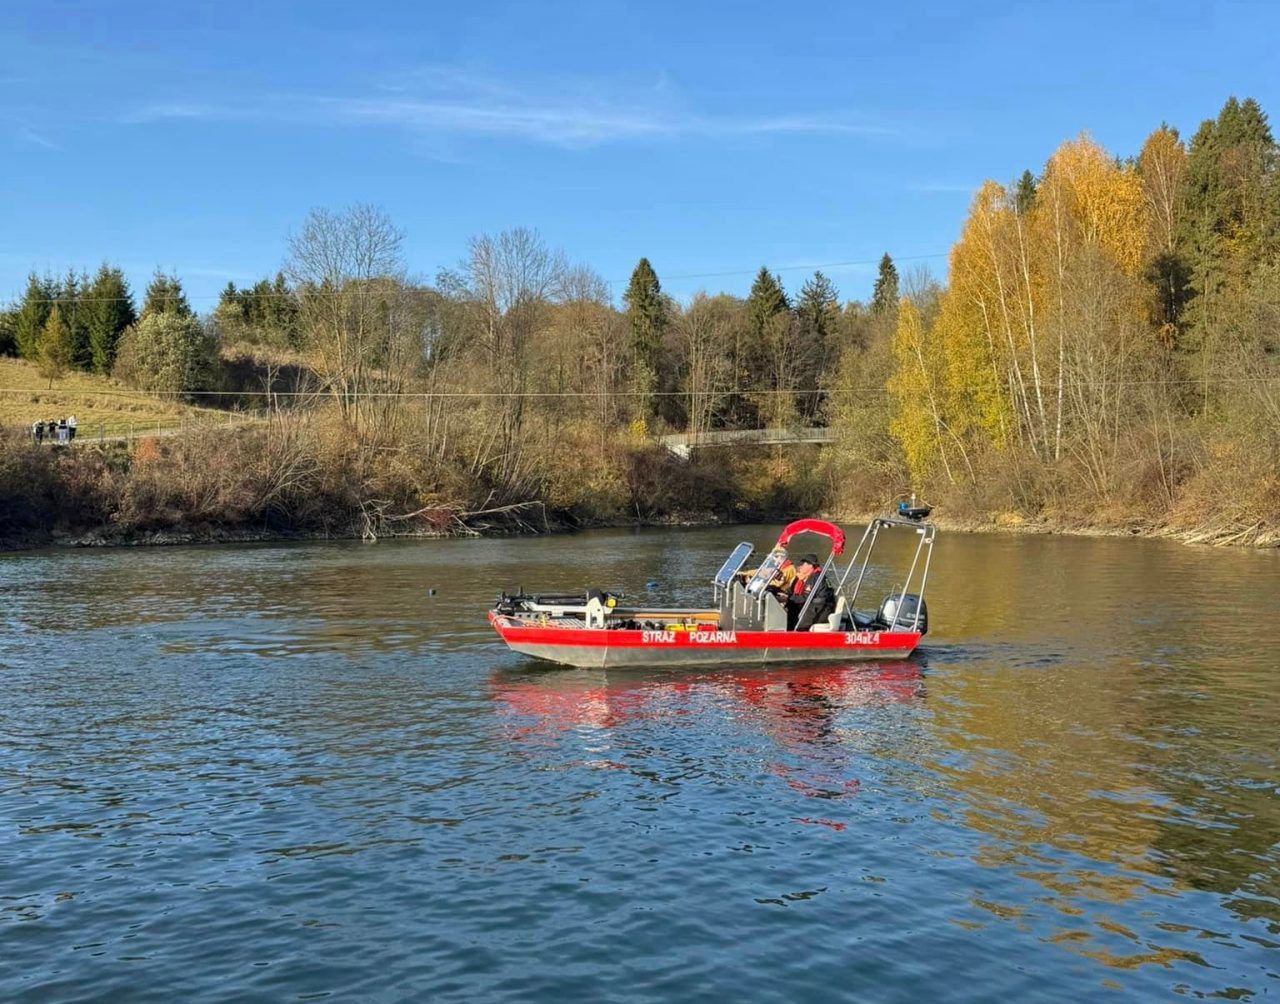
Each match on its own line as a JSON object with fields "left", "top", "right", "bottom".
{"left": 1, "top": 526, "right": 1278, "bottom": 1001}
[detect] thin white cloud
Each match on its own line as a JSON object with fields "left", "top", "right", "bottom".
{"left": 122, "top": 69, "right": 898, "bottom": 148}
{"left": 121, "top": 102, "right": 226, "bottom": 124}
{"left": 319, "top": 95, "right": 671, "bottom": 145}
{"left": 18, "top": 128, "right": 59, "bottom": 150}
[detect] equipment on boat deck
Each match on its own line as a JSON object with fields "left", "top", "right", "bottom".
{"left": 487, "top": 513, "right": 937, "bottom": 669}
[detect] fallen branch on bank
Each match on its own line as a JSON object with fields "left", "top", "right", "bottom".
{"left": 458, "top": 500, "right": 549, "bottom": 534}
{"left": 1158, "top": 515, "right": 1277, "bottom": 547}
{"left": 357, "top": 497, "right": 549, "bottom": 540}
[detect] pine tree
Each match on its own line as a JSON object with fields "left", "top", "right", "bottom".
{"left": 622, "top": 258, "right": 667, "bottom": 418}
{"left": 796, "top": 271, "right": 839, "bottom": 343}
{"left": 1177, "top": 96, "right": 1280, "bottom": 411}
{"left": 37, "top": 304, "right": 74, "bottom": 389}
{"left": 742, "top": 268, "right": 793, "bottom": 425}
{"left": 795, "top": 271, "right": 840, "bottom": 420}
{"left": 746, "top": 267, "right": 788, "bottom": 337}
{"left": 0, "top": 308, "right": 15, "bottom": 356}
{"left": 140, "top": 271, "right": 193, "bottom": 320}
{"left": 736, "top": 267, "right": 790, "bottom": 425}
{"left": 624, "top": 257, "right": 666, "bottom": 359}
{"left": 57, "top": 270, "right": 93, "bottom": 370}
{"left": 871, "top": 254, "right": 899, "bottom": 316}
{"left": 266, "top": 272, "right": 300, "bottom": 345}
{"left": 84, "top": 264, "right": 137, "bottom": 374}
{"left": 1183, "top": 96, "right": 1279, "bottom": 290}
{"left": 213, "top": 273, "right": 301, "bottom": 349}
{"left": 13, "top": 273, "right": 53, "bottom": 360}
{"left": 1014, "top": 170, "right": 1037, "bottom": 214}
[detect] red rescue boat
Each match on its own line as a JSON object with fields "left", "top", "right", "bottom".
{"left": 489, "top": 510, "right": 936, "bottom": 669}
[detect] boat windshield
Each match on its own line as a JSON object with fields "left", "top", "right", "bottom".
{"left": 713, "top": 542, "right": 754, "bottom": 588}
{"left": 745, "top": 547, "right": 787, "bottom": 596}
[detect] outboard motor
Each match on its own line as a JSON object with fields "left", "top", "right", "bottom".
{"left": 878, "top": 593, "right": 928, "bottom": 634}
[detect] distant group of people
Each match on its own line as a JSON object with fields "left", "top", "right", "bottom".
{"left": 30, "top": 416, "right": 77, "bottom": 445}
{"left": 737, "top": 548, "right": 836, "bottom": 631}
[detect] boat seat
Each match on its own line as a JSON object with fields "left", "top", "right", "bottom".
{"left": 762, "top": 592, "right": 787, "bottom": 632}
{"left": 802, "top": 596, "right": 848, "bottom": 633}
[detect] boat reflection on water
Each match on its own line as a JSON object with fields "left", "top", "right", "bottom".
{"left": 491, "top": 660, "right": 926, "bottom": 832}
{"left": 490, "top": 659, "right": 925, "bottom": 745}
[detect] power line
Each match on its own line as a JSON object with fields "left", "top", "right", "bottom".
{"left": 3, "top": 251, "right": 950, "bottom": 306}
{"left": 2, "top": 375, "right": 1278, "bottom": 400}
{"left": 602, "top": 252, "right": 948, "bottom": 285}
{"left": 0, "top": 387, "right": 830, "bottom": 399}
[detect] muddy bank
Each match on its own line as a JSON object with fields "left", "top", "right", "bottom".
{"left": 0, "top": 510, "right": 736, "bottom": 554}
{"left": 873, "top": 511, "right": 1280, "bottom": 549}
{"left": 4, "top": 505, "right": 1276, "bottom": 555}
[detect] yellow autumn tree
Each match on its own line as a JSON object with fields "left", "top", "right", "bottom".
{"left": 1035, "top": 134, "right": 1152, "bottom": 465}
{"left": 1038, "top": 133, "right": 1147, "bottom": 277}
{"left": 1137, "top": 125, "right": 1189, "bottom": 337}
{"left": 916, "top": 135, "right": 1153, "bottom": 485}
{"left": 1138, "top": 125, "right": 1187, "bottom": 257}
{"left": 938, "top": 182, "right": 1019, "bottom": 454}
{"left": 924, "top": 180, "right": 1049, "bottom": 462}
{"left": 887, "top": 299, "right": 953, "bottom": 484}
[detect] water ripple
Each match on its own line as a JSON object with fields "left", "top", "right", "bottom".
{"left": 2, "top": 530, "right": 1278, "bottom": 1000}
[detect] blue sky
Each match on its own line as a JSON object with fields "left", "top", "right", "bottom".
{"left": 2, "top": 0, "right": 1277, "bottom": 309}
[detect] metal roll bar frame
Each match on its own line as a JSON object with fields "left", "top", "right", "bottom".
{"left": 831, "top": 516, "right": 936, "bottom": 632}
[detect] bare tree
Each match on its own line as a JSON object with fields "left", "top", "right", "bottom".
{"left": 676, "top": 293, "right": 733, "bottom": 439}
{"left": 286, "top": 205, "right": 414, "bottom": 430}
{"left": 444, "top": 227, "right": 568, "bottom": 492}
{"left": 562, "top": 265, "right": 624, "bottom": 452}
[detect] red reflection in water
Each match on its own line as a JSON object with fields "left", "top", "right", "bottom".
{"left": 491, "top": 662, "right": 923, "bottom": 744}
{"left": 492, "top": 664, "right": 924, "bottom": 830}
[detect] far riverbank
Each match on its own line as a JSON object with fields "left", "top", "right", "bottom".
{"left": 4, "top": 506, "right": 1276, "bottom": 556}
{"left": 4, "top": 421, "right": 1275, "bottom": 557}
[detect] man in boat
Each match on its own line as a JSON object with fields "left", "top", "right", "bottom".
{"left": 788, "top": 554, "right": 835, "bottom": 631}
{"left": 735, "top": 549, "right": 797, "bottom": 597}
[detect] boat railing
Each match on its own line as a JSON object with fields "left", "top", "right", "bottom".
{"left": 834, "top": 516, "right": 935, "bottom": 633}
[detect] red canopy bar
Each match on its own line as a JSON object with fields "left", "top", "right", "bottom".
{"left": 776, "top": 518, "right": 846, "bottom": 556}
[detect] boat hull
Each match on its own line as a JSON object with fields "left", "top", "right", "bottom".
{"left": 489, "top": 612, "right": 920, "bottom": 668}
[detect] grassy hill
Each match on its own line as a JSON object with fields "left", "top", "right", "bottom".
{"left": 0, "top": 358, "right": 228, "bottom": 439}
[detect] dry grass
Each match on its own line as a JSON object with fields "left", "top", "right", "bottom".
{"left": 0, "top": 357, "right": 227, "bottom": 438}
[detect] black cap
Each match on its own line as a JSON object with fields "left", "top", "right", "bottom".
{"left": 799, "top": 553, "right": 819, "bottom": 567}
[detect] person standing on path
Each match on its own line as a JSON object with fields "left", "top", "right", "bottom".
{"left": 67, "top": 415, "right": 77, "bottom": 441}
{"left": 33, "top": 420, "right": 43, "bottom": 444}
{"left": 57, "top": 417, "right": 67, "bottom": 444}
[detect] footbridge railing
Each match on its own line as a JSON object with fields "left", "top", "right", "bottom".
{"left": 659, "top": 427, "right": 835, "bottom": 458}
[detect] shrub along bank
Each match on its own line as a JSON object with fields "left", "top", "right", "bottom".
{"left": 0, "top": 419, "right": 838, "bottom": 548}
{"left": 3, "top": 416, "right": 1274, "bottom": 550}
